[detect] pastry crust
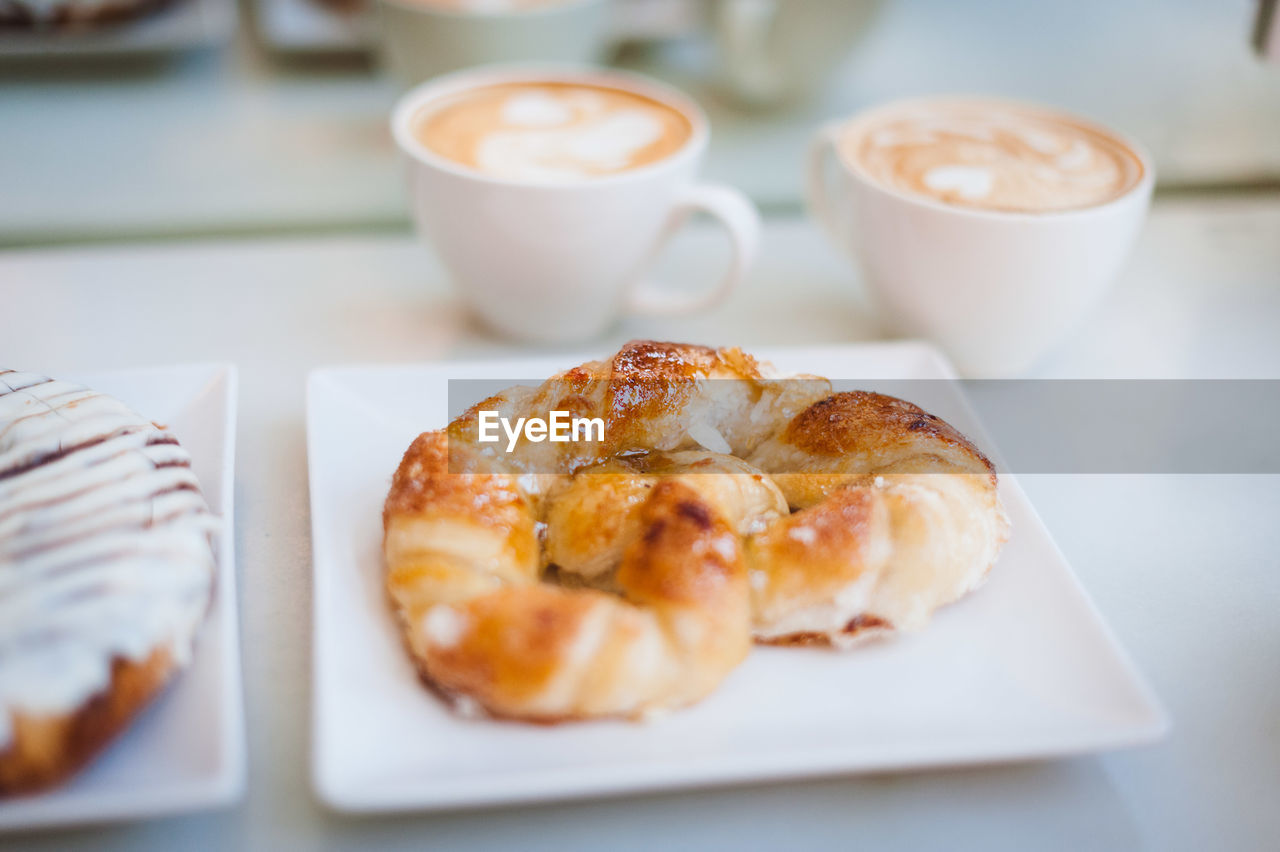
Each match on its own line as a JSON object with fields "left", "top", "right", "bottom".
{"left": 384, "top": 341, "right": 1009, "bottom": 721}
{"left": 0, "top": 649, "right": 174, "bottom": 796}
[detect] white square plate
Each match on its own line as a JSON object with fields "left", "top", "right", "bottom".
{"left": 0, "top": 363, "right": 245, "bottom": 831}
{"left": 307, "top": 342, "right": 1168, "bottom": 814}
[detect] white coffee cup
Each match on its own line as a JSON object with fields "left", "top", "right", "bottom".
{"left": 808, "top": 96, "right": 1155, "bottom": 376}
{"left": 392, "top": 66, "right": 761, "bottom": 343}
{"left": 377, "top": 0, "right": 616, "bottom": 88}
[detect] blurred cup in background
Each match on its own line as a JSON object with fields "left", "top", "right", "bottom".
{"left": 377, "top": 0, "right": 616, "bottom": 87}
{"left": 808, "top": 96, "right": 1154, "bottom": 376}
{"left": 392, "top": 65, "right": 760, "bottom": 342}
{"left": 712, "top": 0, "right": 885, "bottom": 108}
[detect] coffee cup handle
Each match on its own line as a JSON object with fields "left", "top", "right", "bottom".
{"left": 625, "top": 183, "right": 761, "bottom": 317}
{"left": 807, "top": 126, "right": 848, "bottom": 251}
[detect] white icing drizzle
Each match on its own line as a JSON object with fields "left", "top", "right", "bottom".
{"left": 0, "top": 369, "right": 216, "bottom": 748}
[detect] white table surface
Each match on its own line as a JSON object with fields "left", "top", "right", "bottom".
{"left": 1, "top": 200, "right": 1278, "bottom": 849}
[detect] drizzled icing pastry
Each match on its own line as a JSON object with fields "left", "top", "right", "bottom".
{"left": 0, "top": 369, "right": 216, "bottom": 795}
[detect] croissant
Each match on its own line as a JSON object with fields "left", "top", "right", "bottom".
{"left": 383, "top": 341, "right": 1009, "bottom": 721}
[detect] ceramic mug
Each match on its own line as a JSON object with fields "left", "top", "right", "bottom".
{"left": 378, "top": 0, "right": 616, "bottom": 87}
{"left": 808, "top": 97, "right": 1155, "bottom": 376}
{"left": 391, "top": 65, "right": 761, "bottom": 343}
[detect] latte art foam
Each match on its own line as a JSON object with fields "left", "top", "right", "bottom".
{"left": 843, "top": 100, "right": 1144, "bottom": 213}
{"left": 415, "top": 82, "right": 693, "bottom": 182}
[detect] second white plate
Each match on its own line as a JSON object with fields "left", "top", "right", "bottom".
{"left": 307, "top": 341, "right": 1167, "bottom": 813}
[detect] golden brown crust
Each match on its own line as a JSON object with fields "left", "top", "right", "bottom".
{"left": 385, "top": 431, "right": 540, "bottom": 580}
{"left": 617, "top": 479, "right": 744, "bottom": 611}
{"left": 385, "top": 430, "right": 531, "bottom": 532}
{"left": 612, "top": 340, "right": 718, "bottom": 377}
{"left": 746, "top": 486, "right": 889, "bottom": 618}
{"left": 603, "top": 342, "right": 724, "bottom": 453}
{"left": 420, "top": 585, "right": 608, "bottom": 713}
{"left": 0, "top": 648, "right": 175, "bottom": 797}
{"left": 783, "top": 391, "right": 996, "bottom": 478}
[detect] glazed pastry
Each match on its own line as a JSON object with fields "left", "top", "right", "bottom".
{"left": 0, "top": 370, "right": 216, "bottom": 796}
{"left": 383, "top": 341, "right": 1009, "bottom": 721}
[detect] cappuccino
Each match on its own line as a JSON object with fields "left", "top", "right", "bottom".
{"left": 414, "top": 82, "right": 693, "bottom": 182}
{"left": 841, "top": 99, "right": 1144, "bottom": 213}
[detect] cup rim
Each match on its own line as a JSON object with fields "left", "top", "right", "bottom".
{"left": 391, "top": 64, "right": 710, "bottom": 188}
{"left": 377, "top": 0, "right": 605, "bottom": 20}
{"left": 825, "top": 94, "right": 1156, "bottom": 222}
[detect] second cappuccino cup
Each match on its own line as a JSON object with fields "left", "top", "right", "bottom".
{"left": 809, "top": 96, "right": 1154, "bottom": 376}
{"left": 392, "top": 66, "right": 760, "bottom": 343}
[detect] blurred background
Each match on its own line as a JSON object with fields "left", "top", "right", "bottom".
{"left": 2, "top": 0, "right": 1277, "bottom": 247}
